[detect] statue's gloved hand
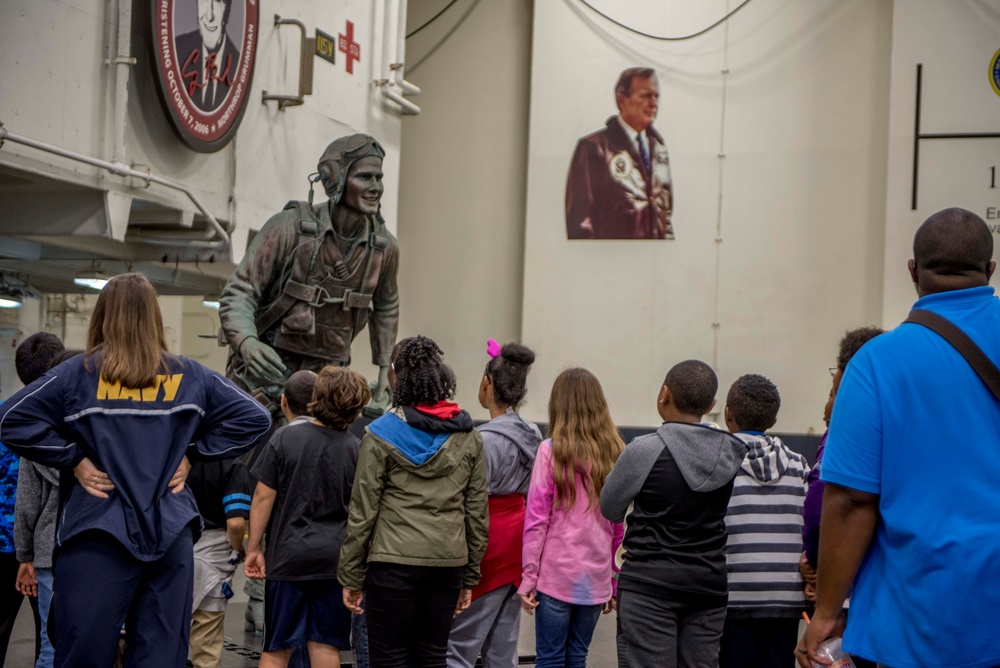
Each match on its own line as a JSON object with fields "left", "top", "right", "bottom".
{"left": 239, "top": 338, "right": 287, "bottom": 383}
{"left": 362, "top": 365, "right": 391, "bottom": 418}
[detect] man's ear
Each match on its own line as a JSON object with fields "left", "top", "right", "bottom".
{"left": 908, "top": 259, "right": 918, "bottom": 284}
{"left": 988, "top": 260, "right": 996, "bottom": 281}
{"left": 280, "top": 394, "right": 288, "bottom": 411}
{"left": 706, "top": 398, "right": 716, "bottom": 415}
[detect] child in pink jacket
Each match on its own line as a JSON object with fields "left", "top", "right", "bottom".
{"left": 518, "top": 368, "right": 624, "bottom": 668}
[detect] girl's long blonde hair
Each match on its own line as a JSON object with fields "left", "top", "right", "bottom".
{"left": 546, "top": 368, "right": 625, "bottom": 510}
{"left": 85, "top": 273, "right": 169, "bottom": 388}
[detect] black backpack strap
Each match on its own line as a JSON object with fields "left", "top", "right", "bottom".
{"left": 905, "top": 309, "right": 1000, "bottom": 401}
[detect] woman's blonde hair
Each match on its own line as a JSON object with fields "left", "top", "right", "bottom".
{"left": 85, "top": 273, "right": 169, "bottom": 388}
{"left": 546, "top": 368, "right": 624, "bottom": 510}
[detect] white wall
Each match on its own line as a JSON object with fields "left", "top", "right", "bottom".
{"left": 881, "top": 0, "right": 1000, "bottom": 325}
{"left": 396, "top": 0, "right": 534, "bottom": 420}
{"left": 521, "top": 0, "right": 892, "bottom": 432}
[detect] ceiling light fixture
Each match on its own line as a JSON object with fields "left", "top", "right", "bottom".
{"left": 0, "top": 294, "right": 22, "bottom": 309}
{"left": 0, "top": 274, "right": 39, "bottom": 308}
{"left": 74, "top": 270, "right": 115, "bottom": 291}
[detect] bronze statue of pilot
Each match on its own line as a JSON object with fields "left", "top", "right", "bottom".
{"left": 219, "top": 133, "right": 399, "bottom": 417}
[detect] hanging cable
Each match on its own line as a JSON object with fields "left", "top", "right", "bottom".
{"left": 407, "top": 0, "right": 482, "bottom": 73}
{"left": 576, "top": 0, "right": 754, "bottom": 41}
{"left": 407, "top": 0, "right": 461, "bottom": 38}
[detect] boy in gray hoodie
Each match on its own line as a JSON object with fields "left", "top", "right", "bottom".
{"left": 601, "top": 360, "right": 747, "bottom": 668}
{"left": 13, "top": 336, "right": 70, "bottom": 668}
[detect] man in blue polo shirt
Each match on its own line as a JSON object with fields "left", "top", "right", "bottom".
{"left": 797, "top": 207, "right": 1000, "bottom": 668}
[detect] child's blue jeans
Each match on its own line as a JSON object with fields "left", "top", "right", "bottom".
{"left": 534, "top": 592, "right": 602, "bottom": 668}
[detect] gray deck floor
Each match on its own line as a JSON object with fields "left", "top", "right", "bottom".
{"left": 4, "top": 570, "right": 622, "bottom": 667}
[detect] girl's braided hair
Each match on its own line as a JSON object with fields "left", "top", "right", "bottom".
{"left": 392, "top": 335, "right": 457, "bottom": 407}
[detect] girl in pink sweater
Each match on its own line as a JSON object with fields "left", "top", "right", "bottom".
{"left": 518, "top": 368, "right": 625, "bottom": 668}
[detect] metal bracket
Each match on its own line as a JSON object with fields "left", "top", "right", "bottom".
{"left": 262, "top": 14, "right": 314, "bottom": 110}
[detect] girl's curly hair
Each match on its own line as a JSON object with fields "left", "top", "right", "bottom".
{"left": 392, "top": 335, "right": 457, "bottom": 407}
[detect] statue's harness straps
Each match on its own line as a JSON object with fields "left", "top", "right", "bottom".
{"left": 253, "top": 201, "right": 388, "bottom": 338}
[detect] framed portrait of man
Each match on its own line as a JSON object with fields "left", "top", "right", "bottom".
{"left": 566, "top": 67, "right": 674, "bottom": 240}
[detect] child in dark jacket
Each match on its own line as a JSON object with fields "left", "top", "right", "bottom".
{"left": 602, "top": 360, "right": 747, "bottom": 668}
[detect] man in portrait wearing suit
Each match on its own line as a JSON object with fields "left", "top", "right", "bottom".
{"left": 566, "top": 67, "right": 674, "bottom": 240}
{"left": 176, "top": 0, "right": 240, "bottom": 112}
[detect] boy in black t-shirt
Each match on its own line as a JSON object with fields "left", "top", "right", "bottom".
{"left": 245, "top": 367, "right": 371, "bottom": 668}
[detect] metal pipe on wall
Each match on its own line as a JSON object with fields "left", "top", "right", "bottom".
{"left": 0, "top": 127, "right": 230, "bottom": 251}
{"left": 393, "top": 0, "right": 420, "bottom": 95}
{"left": 372, "top": 0, "right": 386, "bottom": 79}
{"left": 380, "top": 86, "right": 421, "bottom": 115}
{"left": 110, "top": 0, "right": 135, "bottom": 164}
{"left": 377, "top": 0, "right": 421, "bottom": 115}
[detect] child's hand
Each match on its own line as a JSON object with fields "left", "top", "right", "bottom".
{"left": 343, "top": 589, "right": 365, "bottom": 614}
{"left": 798, "top": 552, "right": 817, "bottom": 584}
{"left": 243, "top": 551, "right": 266, "bottom": 579}
{"left": 804, "top": 581, "right": 817, "bottom": 602}
{"left": 16, "top": 562, "right": 37, "bottom": 597}
{"left": 454, "top": 589, "right": 472, "bottom": 617}
{"left": 519, "top": 591, "right": 539, "bottom": 614}
{"left": 602, "top": 597, "right": 616, "bottom": 614}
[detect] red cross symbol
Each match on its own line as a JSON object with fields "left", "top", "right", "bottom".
{"left": 339, "top": 20, "right": 360, "bottom": 74}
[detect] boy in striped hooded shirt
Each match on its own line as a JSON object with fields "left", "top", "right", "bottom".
{"left": 720, "top": 374, "right": 810, "bottom": 668}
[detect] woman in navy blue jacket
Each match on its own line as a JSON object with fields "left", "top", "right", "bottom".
{"left": 0, "top": 273, "right": 272, "bottom": 668}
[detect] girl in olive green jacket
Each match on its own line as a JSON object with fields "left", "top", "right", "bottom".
{"left": 338, "top": 336, "right": 489, "bottom": 668}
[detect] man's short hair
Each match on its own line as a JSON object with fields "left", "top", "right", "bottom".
{"left": 615, "top": 67, "right": 657, "bottom": 99}
{"left": 727, "top": 374, "right": 780, "bottom": 432}
{"left": 837, "top": 327, "right": 883, "bottom": 371}
{"left": 664, "top": 360, "right": 717, "bottom": 416}
{"left": 15, "top": 332, "right": 65, "bottom": 385}
{"left": 913, "top": 208, "right": 993, "bottom": 276}
{"left": 283, "top": 370, "right": 318, "bottom": 418}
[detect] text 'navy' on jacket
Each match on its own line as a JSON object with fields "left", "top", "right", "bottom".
{"left": 0, "top": 354, "right": 272, "bottom": 561}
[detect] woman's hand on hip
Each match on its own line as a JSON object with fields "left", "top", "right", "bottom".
{"left": 74, "top": 457, "right": 115, "bottom": 499}
{"left": 169, "top": 456, "right": 191, "bottom": 494}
